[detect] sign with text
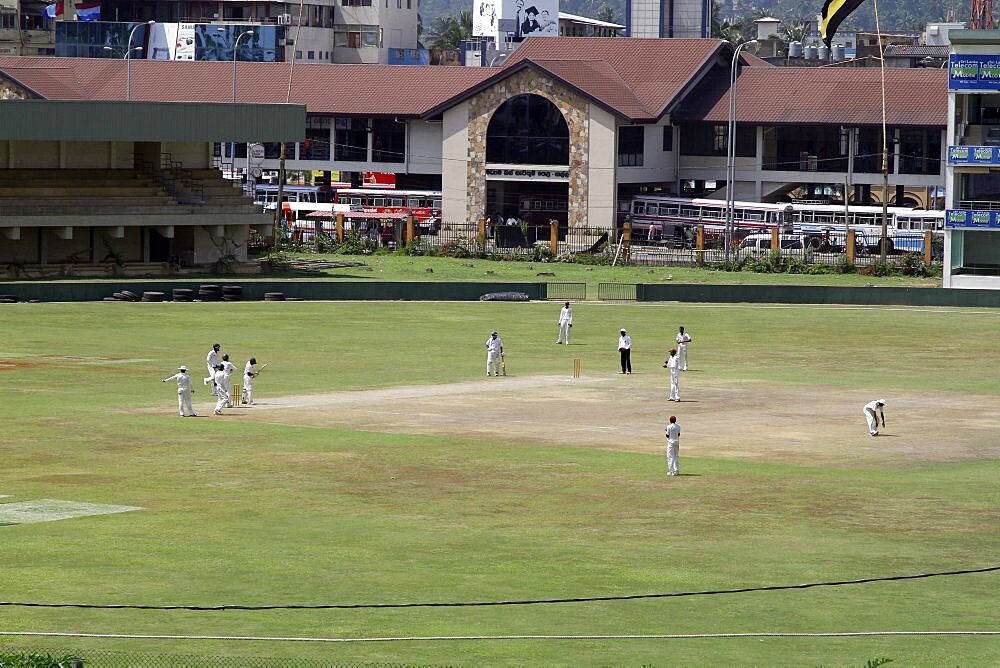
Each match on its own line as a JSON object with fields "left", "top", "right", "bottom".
{"left": 949, "top": 54, "right": 1000, "bottom": 90}
{"left": 486, "top": 167, "right": 569, "bottom": 180}
{"left": 945, "top": 209, "right": 1000, "bottom": 228}
{"left": 947, "top": 145, "right": 1000, "bottom": 165}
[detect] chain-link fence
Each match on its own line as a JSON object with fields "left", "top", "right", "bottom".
{"left": 0, "top": 645, "right": 428, "bottom": 668}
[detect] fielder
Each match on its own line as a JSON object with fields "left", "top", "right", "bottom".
{"left": 863, "top": 399, "right": 886, "bottom": 436}
{"left": 618, "top": 328, "right": 632, "bottom": 374}
{"left": 243, "top": 357, "right": 258, "bottom": 405}
{"left": 676, "top": 326, "right": 692, "bottom": 371}
{"left": 213, "top": 364, "right": 229, "bottom": 415}
{"left": 204, "top": 343, "right": 221, "bottom": 394}
{"left": 162, "top": 365, "right": 196, "bottom": 417}
{"left": 221, "top": 354, "right": 238, "bottom": 407}
{"left": 486, "top": 330, "right": 504, "bottom": 377}
{"left": 665, "top": 415, "right": 681, "bottom": 476}
{"left": 664, "top": 348, "right": 680, "bottom": 401}
{"left": 556, "top": 301, "right": 573, "bottom": 344}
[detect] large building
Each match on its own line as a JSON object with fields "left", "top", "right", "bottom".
{"left": 0, "top": 38, "right": 948, "bottom": 266}
{"left": 944, "top": 29, "right": 1000, "bottom": 289}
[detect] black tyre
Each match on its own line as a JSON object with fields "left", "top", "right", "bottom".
{"left": 120, "top": 290, "right": 139, "bottom": 301}
{"left": 264, "top": 292, "right": 286, "bottom": 301}
{"left": 142, "top": 292, "right": 165, "bottom": 302}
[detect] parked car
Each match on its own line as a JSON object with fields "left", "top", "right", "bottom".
{"left": 738, "top": 233, "right": 807, "bottom": 256}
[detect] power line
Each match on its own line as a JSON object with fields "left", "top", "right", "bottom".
{"left": 0, "top": 566, "right": 995, "bottom": 612}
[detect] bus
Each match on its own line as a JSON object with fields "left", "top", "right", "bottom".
{"left": 253, "top": 183, "right": 352, "bottom": 221}
{"left": 627, "top": 194, "right": 944, "bottom": 253}
{"left": 334, "top": 188, "right": 442, "bottom": 232}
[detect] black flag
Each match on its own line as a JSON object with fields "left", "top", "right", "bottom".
{"left": 820, "top": 0, "right": 864, "bottom": 47}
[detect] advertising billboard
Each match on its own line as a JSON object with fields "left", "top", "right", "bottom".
{"left": 502, "top": 0, "right": 559, "bottom": 41}
{"left": 473, "top": 0, "right": 501, "bottom": 38}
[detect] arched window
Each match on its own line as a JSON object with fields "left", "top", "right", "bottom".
{"left": 486, "top": 94, "right": 569, "bottom": 165}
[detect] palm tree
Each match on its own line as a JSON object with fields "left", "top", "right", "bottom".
{"left": 427, "top": 10, "right": 472, "bottom": 50}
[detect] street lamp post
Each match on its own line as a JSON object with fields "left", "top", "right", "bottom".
{"left": 229, "top": 29, "right": 255, "bottom": 103}
{"left": 126, "top": 20, "right": 155, "bottom": 101}
{"left": 725, "top": 39, "right": 756, "bottom": 262}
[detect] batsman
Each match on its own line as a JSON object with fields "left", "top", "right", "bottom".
{"left": 243, "top": 357, "right": 268, "bottom": 405}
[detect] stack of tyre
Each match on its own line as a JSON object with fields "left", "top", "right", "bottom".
{"left": 141, "top": 292, "right": 165, "bottom": 302}
{"left": 222, "top": 285, "right": 243, "bottom": 301}
{"left": 105, "top": 289, "right": 140, "bottom": 302}
{"left": 264, "top": 292, "right": 286, "bottom": 302}
{"left": 172, "top": 288, "right": 195, "bottom": 302}
{"left": 0, "top": 294, "right": 17, "bottom": 304}
{"left": 198, "top": 284, "right": 223, "bottom": 301}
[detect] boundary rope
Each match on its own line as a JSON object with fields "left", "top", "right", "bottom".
{"left": 0, "top": 566, "right": 995, "bottom": 611}
{"left": 0, "top": 630, "right": 997, "bottom": 643}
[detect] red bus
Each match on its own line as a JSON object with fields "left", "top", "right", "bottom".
{"left": 335, "top": 188, "right": 442, "bottom": 232}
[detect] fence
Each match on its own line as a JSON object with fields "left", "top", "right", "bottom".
{"left": 404, "top": 222, "right": 938, "bottom": 270}
{"left": 597, "top": 282, "right": 640, "bottom": 301}
{"left": 544, "top": 282, "right": 586, "bottom": 300}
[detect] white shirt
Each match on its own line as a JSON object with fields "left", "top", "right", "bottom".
{"left": 618, "top": 334, "right": 632, "bottom": 350}
{"left": 558, "top": 306, "right": 573, "bottom": 325}
{"left": 864, "top": 400, "right": 883, "bottom": 414}
{"left": 666, "top": 422, "right": 681, "bottom": 442}
{"left": 244, "top": 360, "right": 255, "bottom": 378}
{"left": 676, "top": 331, "right": 691, "bottom": 347}
{"left": 214, "top": 368, "right": 228, "bottom": 390}
{"left": 486, "top": 335, "right": 503, "bottom": 355}
{"left": 206, "top": 349, "right": 219, "bottom": 368}
{"left": 164, "top": 372, "right": 193, "bottom": 392}
{"left": 222, "top": 360, "right": 237, "bottom": 377}
{"left": 667, "top": 355, "right": 679, "bottom": 375}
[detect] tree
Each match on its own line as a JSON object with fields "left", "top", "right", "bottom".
{"left": 595, "top": 3, "right": 616, "bottom": 23}
{"left": 427, "top": 10, "right": 472, "bottom": 50}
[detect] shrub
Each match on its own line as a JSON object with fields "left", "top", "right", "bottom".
{"left": 335, "top": 230, "right": 376, "bottom": 255}
{"left": 899, "top": 252, "right": 930, "bottom": 277}
{"left": 834, "top": 254, "right": 856, "bottom": 274}
{"left": 434, "top": 240, "right": 474, "bottom": 258}
{"left": 872, "top": 260, "right": 894, "bottom": 277}
{"left": 0, "top": 651, "right": 84, "bottom": 667}
{"left": 573, "top": 251, "right": 613, "bottom": 266}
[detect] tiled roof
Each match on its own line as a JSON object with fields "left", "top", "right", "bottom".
{"left": 883, "top": 44, "right": 949, "bottom": 57}
{"left": 0, "top": 57, "right": 493, "bottom": 116}
{"left": 673, "top": 66, "right": 947, "bottom": 126}
{"left": 498, "top": 37, "right": 727, "bottom": 121}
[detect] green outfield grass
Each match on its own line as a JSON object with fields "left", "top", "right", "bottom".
{"left": 1, "top": 301, "right": 997, "bottom": 665}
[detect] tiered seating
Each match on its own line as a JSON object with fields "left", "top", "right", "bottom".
{"left": 0, "top": 169, "right": 175, "bottom": 215}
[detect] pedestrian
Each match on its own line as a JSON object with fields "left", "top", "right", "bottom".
{"left": 665, "top": 415, "right": 681, "bottom": 476}
{"left": 243, "top": 357, "right": 257, "bottom": 405}
{"left": 676, "top": 326, "right": 692, "bottom": 371}
{"left": 204, "top": 343, "right": 220, "bottom": 394}
{"left": 485, "top": 330, "right": 504, "bottom": 377}
{"left": 213, "top": 364, "right": 229, "bottom": 415}
{"left": 618, "top": 328, "right": 632, "bottom": 374}
{"left": 556, "top": 301, "right": 573, "bottom": 344}
{"left": 664, "top": 348, "right": 680, "bottom": 401}
{"left": 162, "top": 365, "right": 196, "bottom": 417}
{"left": 221, "top": 353, "right": 238, "bottom": 407}
{"left": 863, "top": 399, "right": 886, "bottom": 436}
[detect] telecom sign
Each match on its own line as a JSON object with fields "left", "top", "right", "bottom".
{"left": 948, "top": 54, "right": 1000, "bottom": 90}
{"left": 947, "top": 145, "right": 1000, "bottom": 165}
{"left": 945, "top": 209, "right": 1000, "bottom": 228}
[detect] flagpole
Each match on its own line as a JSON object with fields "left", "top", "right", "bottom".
{"left": 873, "top": 0, "right": 889, "bottom": 264}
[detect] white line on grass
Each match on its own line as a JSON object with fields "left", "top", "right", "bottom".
{"left": 0, "top": 630, "right": 997, "bottom": 643}
{"left": 592, "top": 302, "right": 1000, "bottom": 316}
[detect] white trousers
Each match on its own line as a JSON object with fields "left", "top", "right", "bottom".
{"left": 666, "top": 440, "right": 679, "bottom": 475}
{"left": 668, "top": 372, "right": 680, "bottom": 401}
{"left": 222, "top": 376, "right": 233, "bottom": 406}
{"left": 486, "top": 353, "right": 501, "bottom": 376}
{"left": 243, "top": 376, "right": 254, "bottom": 404}
{"left": 557, "top": 321, "right": 571, "bottom": 344}
{"left": 177, "top": 389, "right": 194, "bottom": 416}
{"left": 215, "top": 388, "right": 229, "bottom": 414}
{"left": 864, "top": 409, "right": 879, "bottom": 434}
{"left": 206, "top": 366, "right": 217, "bottom": 395}
{"left": 678, "top": 344, "right": 688, "bottom": 370}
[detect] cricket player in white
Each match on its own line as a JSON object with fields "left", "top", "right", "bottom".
{"left": 863, "top": 399, "right": 886, "bottom": 436}
{"left": 556, "top": 301, "right": 573, "bottom": 344}
{"left": 676, "top": 326, "right": 692, "bottom": 371}
{"left": 213, "top": 365, "right": 229, "bottom": 415}
{"left": 665, "top": 348, "right": 680, "bottom": 401}
{"left": 243, "top": 357, "right": 257, "bottom": 405}
{"left": 204, "top": 343, "right": 220, "bottom": 394}
{"left": 220, "top": 354, "right": 238, "bottom": 407}
{"left": 485, "top": 330, "right": 504, "bottom": 377}
{"left": 665, "top": 415, "right": 681, "bottom": 476}
{"left": 162, "top": 365, "right": 196, "bottom": 417}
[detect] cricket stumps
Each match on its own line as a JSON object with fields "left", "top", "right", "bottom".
{"left": 573, "top": 358, "right": 581, "bottom": 379}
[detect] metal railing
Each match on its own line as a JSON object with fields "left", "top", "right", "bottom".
{"left": 545, "top": 282, "right": 586, "bottom": 300}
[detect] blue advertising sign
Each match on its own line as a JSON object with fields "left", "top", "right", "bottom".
{"left": 947, "top": 145, "right": 1000, "bottom": 165}
{"left": 949, "top": 54, "right": 1000, "bottom": 91}
{"left": 945, "top": 209, "right": 1000, "bottom": 228}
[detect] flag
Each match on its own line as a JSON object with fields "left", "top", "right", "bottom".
{"left": 43, "top": 1, "right": 101, "bottom": 20}
{"left": 820, "top": 0, "right": 864, "bottom": 47}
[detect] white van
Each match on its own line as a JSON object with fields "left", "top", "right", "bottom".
{"left": 738, "top": 233, "right": 807, "bottom": 256}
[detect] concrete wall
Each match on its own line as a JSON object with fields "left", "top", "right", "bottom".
{"left": 408, "top": 120, "right": 443, "bottom": 174}
{"left": 587, "top": 103, "right": 617, "bottom": 229}
{"left": 639, "top": 283, "right": 1000, "bottom": 307}
{"left": 0, "top": 227, "right": 39, "bottom": 264}
{"left": 441, "top": 101, "right": 470, "bottom": 224}
{"left": 161, "top": 142, "right": 212, "bottom": 169}
{"left": 191, "top": 225, "right": 249, "bottom": 265}
{"left": 7, "top": 140, "right": 59, "bottom": 168}
{"left": 617, "top": 122, "right": 674, "bottom": 184}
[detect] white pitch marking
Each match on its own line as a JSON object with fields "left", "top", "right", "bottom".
{"left": 0, "top": 500, "right": 142, "bottom": 525}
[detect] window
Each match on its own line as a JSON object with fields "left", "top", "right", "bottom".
{"left": 335, "top": 117, "right": 368, "bottom": 161}
{"left": 713, "top": 125, "right": 727, "bottom": 153}
{"left": 335, "top": 24, "right": 380, "bottom": 48}
{"left": 307, "top": 50, "right": 315, "bottom": 59}
{"left": 301, "top": 117, "right": 331, "bottom": 160}
{"left": 662, "top": 126, "right": 673, "bottom": 151}
{"left": 618, "top": 126, "right": 644, "bottom": 167}
{"left": 0, "top": 10, "right": 16, "bottom": 29}
{"left": 295, "top": 50, "right": 302, "bottom": 58}
{"left": 372, "top": 118, "right": 405, "bottom": 163}
{"left": 486, "top": 94, "right": 569, "bottom": 165}
{"left": 342, "top": 0, "right": 372, "bottom": 5}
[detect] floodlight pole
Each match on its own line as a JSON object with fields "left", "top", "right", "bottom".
{"left": 725, "top": 40, "right": 756, "bottom": 262}
{"left": 125, "top": 20, "right": 155, "bottom": 101}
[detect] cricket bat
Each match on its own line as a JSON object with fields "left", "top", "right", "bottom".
{"left": 501, "top": 353, "right": 506, "bottom": 376}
